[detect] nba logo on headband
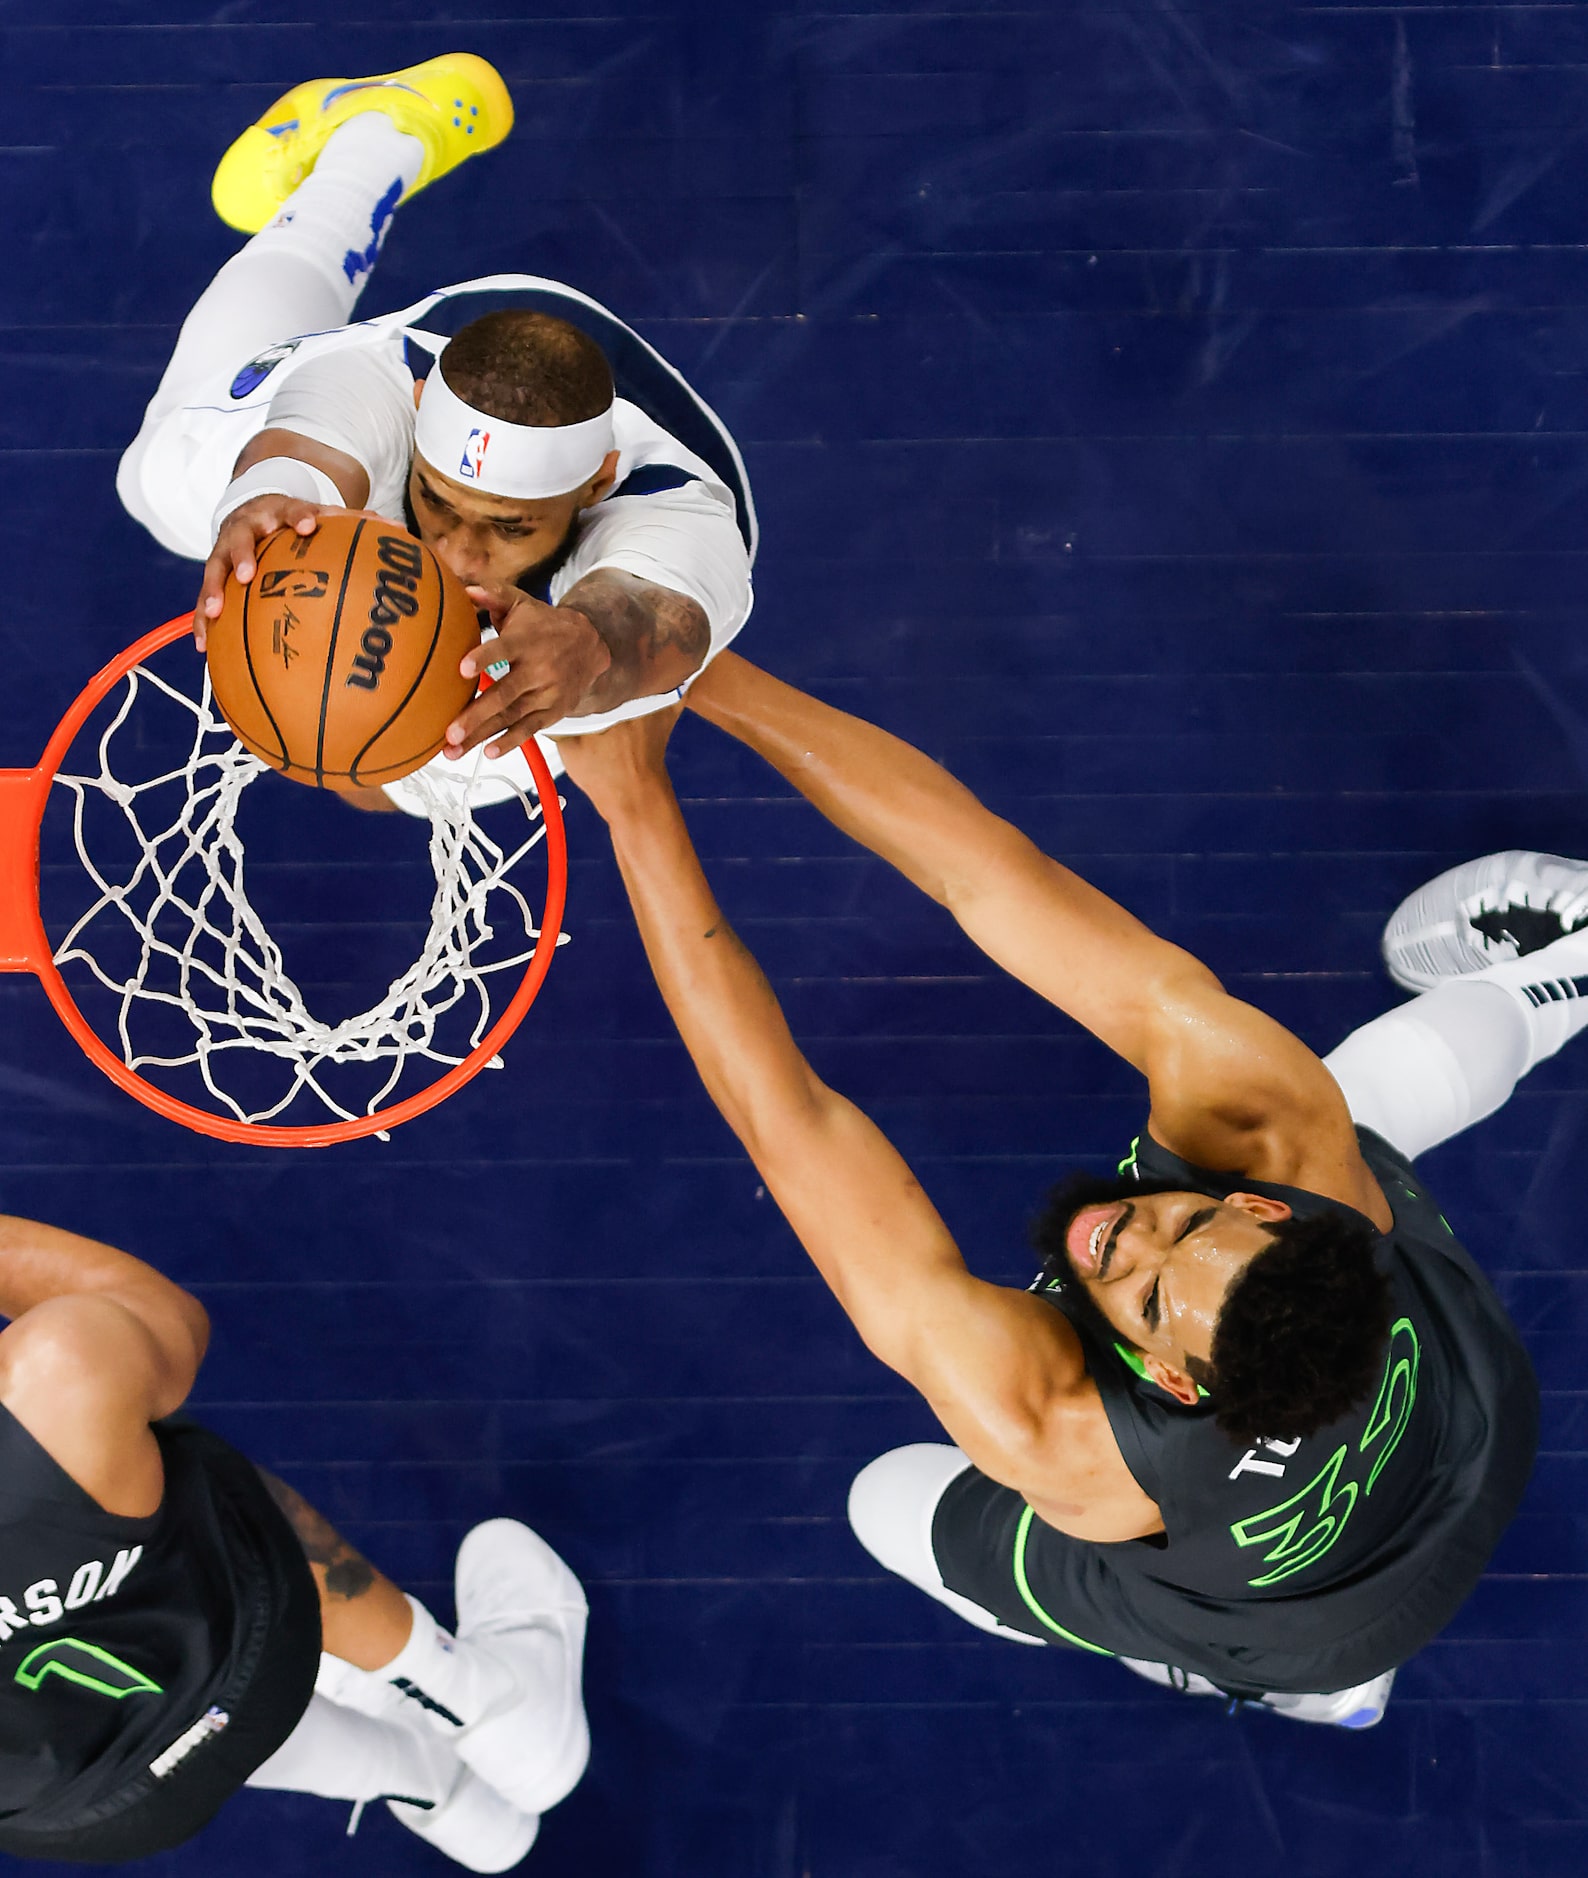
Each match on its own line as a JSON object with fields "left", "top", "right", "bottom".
{"left": 460, "top": 428, "right": 490, "bottom": 480}
{"left": 416, "top": 360, "right": 616, "bottom": 499}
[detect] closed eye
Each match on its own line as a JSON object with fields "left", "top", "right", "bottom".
{"left": 1174, "top": 1206, "right": 1216, "bottom": 1245}
{"left": 1145, "top": 1277, "right": 1162, "bottom": 1332}
{"left": 415, "top": 482, "right": 457, "bottom": 520}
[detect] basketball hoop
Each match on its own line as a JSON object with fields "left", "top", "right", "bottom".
{"left": 0, "top": 616, "right": 567, "bottom": 1147}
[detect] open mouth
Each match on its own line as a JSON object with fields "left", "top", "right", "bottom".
{"left": 1067, "top": 1201, "right": 1127, "bottom": 1277}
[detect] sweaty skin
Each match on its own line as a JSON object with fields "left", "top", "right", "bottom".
{"left": 556, "top": 713, "right": 1161, "bottom": 1542}
{"left": 1061, "top": 1189, "right": 1294, "bottom": 1392}
{"left": 554, "top": 666, "right": 1394, "bottom": 1543}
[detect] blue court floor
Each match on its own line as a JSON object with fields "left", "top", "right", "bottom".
{"left": 2, "top": 3, "right": 1586, "bottom": 1874}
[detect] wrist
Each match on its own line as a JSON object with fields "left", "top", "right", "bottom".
{"left": 211, "top": 457, "right": 341, "bottom": 538}
{"left": 590, "top": 765, "right": 681, "bottom": 841}
{"left": 559, "top": 603, "right": 614, "bottom": 683}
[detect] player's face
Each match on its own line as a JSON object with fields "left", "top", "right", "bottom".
{"left": 1055, "top": 1187, "right": 1287, "bottom": 1371}
{"left": 409, "top": 457, "right": 585, "bottom": 589}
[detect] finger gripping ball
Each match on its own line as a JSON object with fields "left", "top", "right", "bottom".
{"left": 206, "top": 515, "right": 480, "bottom": 788}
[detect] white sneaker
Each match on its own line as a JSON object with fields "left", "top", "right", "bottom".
{"left": 388, "top": 1764, "right": 539, "bottom": 1872}
{"left": 452, "top": 1519, "right": 590, "bottom": 1817}
{"left": 1120, "top": 1657, "right": 1394, "bottom": 1729}
{"left": 1262, "top": 1669, "right": 1395, "bottom": 1730}
{"left": 1382, "top": 851, "right": 1588, "bottom": 991}
{"left": 1118, "top": 1657, "right": 1228, "bottom": 1699}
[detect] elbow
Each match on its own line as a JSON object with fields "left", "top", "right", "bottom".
{"left": 707, "top": 1057, "right": 831, "bottom": 1174}
{"left": 183, "top": 1294, "right": 211, "bottom": 1368}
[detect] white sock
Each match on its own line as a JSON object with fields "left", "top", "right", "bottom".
{"left": 1445, "top": 922, "right": 1588, "bottom": 1071}
{"left": 1325, "top": 981, "right": 1526, "bottom": 1161}
{"left": 248, "top": 114, "right": 424, "bottom": 294}
{"left": 375, "top": 1594, "right": 516, "bottom": 1736}
{"left": 315, "top": 1649, "right": 413, "bottom": 1726}
{"left": 1327, "top": 920, "right": 1588, "bottom": 1162}
{"left": 244, "top": 1692, "right": 459, "bottom": 1806}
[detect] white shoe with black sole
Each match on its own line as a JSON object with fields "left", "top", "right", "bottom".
{"left": 1382, "top": 850, "right": 1588, "bottom": 992}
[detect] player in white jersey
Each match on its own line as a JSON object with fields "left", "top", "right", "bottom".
{"left": 116, "top": 55, "right": 755, "bottom": 813}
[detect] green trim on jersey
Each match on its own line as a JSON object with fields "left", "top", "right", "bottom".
{"left": 15, "top": 1638, "right": 163, "bottom": 1701}
{"left": 1011, "top": 1507, "right": 1114, "bottom": 1654}
{"left": 1229, "top": 1317, "right": 1421, "bottom": 1587}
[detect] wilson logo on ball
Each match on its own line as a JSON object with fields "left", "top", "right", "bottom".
{"left": 346, "top": 536, "right": 426, "bottom": 691}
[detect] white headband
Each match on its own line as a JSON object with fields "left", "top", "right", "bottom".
{"left": 414, "top": 362, "right": 615, "bottom": 499}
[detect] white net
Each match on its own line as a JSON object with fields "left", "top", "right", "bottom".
{"left": 46, "top": 657, "right": 559, "bottom": 1129}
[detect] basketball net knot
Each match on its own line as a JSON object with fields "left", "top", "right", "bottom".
{"left": 49, "top": 661, "right": 555, "bottom": 1127}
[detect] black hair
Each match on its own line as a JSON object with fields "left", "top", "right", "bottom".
{"left": 1029, "top": 1169, "right": 1393, "bottom": 1446}
{"left": 442, "top": 310, "right": 614, "bottom": 426}
{"left": 1191, "top": 1211, "right": 1392, "bottom": 1446}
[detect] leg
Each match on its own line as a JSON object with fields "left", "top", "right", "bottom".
{"left": 116, "top": 115, "right": 424, "bottom": 553}
{"left": 261, "top": 1475, "right": 589, "bottom": 1821}
{"left": 258, "top": 1470, "right": 414, "bottom": 1669}
{"left": 245, "top": 1692, "right": 454, "bottom": 1805}
{"left": 245, "top": 1694, "right": 538, "bottom": 1872}
{"left": 847, "top": 1444, "right": 1044, "bottom": 1645}
{"left": 126, "top": 115, "right": 423, "bottom": 437}
{"left": 1327, "top": 918, "right": 1588, "bottom": 1162}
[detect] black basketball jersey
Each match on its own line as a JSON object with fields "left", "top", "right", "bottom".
{"left": 0, "top": 1410, "right": 316, "bottom": 1838}
{"left": 935, "top": 1128, "right": 1539, "bottom": 1693}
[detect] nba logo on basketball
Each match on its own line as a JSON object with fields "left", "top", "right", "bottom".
{"left": 460, "top": 428, "right": 490, "bottom": 479}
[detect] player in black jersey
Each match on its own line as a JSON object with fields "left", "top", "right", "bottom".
{"left": 0, "top": 1215, "right": 588, "bottom": 1868}
{"left": 553, "top": 654, "right": 1557, "bottom": 1727}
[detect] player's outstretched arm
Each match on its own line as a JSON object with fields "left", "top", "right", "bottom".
{"left": 0, "top": 1218, "right": 210, "bottom": 1517}
{"left": 557, "top": 716, "right": 1165, "bottom": 1541}
{"left": 688, "top": 655, "right": 1385, "bottom": 1215}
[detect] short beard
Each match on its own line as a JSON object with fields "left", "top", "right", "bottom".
{"left": 1028, "top": 1168, "right": 1189, "bottom": 1354}
{"left": 507, "top": 529, "right": 577, "bottom": 593}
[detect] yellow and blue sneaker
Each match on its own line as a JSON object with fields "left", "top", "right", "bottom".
{"left": 212, "top": 52, "right": 513, "bottom": 233}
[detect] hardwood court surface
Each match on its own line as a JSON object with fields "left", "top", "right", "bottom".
{"left": 0, "top": 5, "right": 1583, "bottom": 1874}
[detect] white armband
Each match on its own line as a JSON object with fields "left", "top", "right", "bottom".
{"left": 211, "top": 457, "right": 346, "bottom": 541}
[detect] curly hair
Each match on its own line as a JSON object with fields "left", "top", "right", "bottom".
{"left": 441, "top": 310, "right": 614, "bottom": 426}
{"left": 1191, "top": 1211, "right": 1393, "bottom": 1446}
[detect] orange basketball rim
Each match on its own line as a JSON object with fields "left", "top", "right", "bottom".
{"left": 0, "top": 616, "right": 568, "bottom": 1148}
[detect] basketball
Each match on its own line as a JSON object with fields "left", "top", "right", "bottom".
{"left": 205, "top": 514, "right": 480, "bottom": 788}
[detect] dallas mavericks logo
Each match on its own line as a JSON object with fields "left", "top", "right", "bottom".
{"left": 460, "top": 428, "right": 490, "bottom": 479}
{"left": 229, "top": 339, "right": 302, "bottom": 400}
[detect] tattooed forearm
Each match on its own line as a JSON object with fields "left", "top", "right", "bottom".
{"left": 561, "top": 567, "right": 710, "bottom": 712}
{"left": 259, "top": 1470, "right": 378, "bottom": 1602}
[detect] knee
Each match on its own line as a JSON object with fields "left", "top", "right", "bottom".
{"left": 115, "top": 432, "right": 152, "bottom": 523}
{"left": 847, "top": 1443, "right": 969, "bottom": 1579}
